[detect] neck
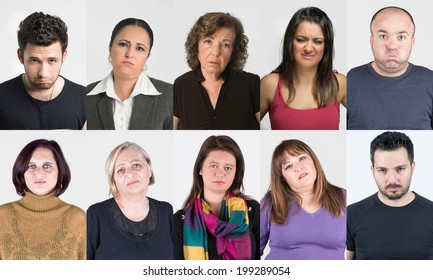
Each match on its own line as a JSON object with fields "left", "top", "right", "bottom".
{"left": 115, "top": 195, "right": 149, "bottom": 222}
{"left": 377, "top": 190, "right": 415, "bottom": 207}
{"left": 203, "top": 190, "right": 225, "bottom": 216}
{"left": 23, "top": 74, "right": 59, "bottom": 101}
{"left": 112, "top": 73, "right": 138, "bottom": 101}
{"left": 201, "top": 68, "right": 224, "bottom": 83}
{"left": 293, "top": 67, "right": 317, "bottom": 86}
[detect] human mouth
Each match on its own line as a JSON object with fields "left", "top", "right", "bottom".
{"left": 123, "top": 60, "right": 134, "bottom": 66}
{"left": 298, "top": 173, "right": 308, "bottom": 180}
{"left": 385, "top": 184, "right": 401, "bottom": 192}
{"left": 34, "top": 180, "right": 46, "bottom": 185}
{"left": 213, "top": 180, "right": 225, "bottom": 185}
{"left": 127, "top": 180, "right": 140, "bottom": 186}
{"left": 302, "top": 54, "right": 315, "bottom": 59}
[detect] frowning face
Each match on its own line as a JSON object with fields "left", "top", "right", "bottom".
{"left": 24, "top": 147, "right": 59, "bottom": 196}
{"left": 281, "top": 152, "right": 317, "bottom": 193}
{"left": 113, "top": 149, "right": 152, "bottom": 198}
{"left": 197, "top": 27, "right": 235, "bottom": 78}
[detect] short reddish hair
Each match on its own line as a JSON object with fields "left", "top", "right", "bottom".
{"left": 12, "top": 139, "right": 71, "bottom": 197}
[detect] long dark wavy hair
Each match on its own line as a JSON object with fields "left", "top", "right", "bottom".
{"left": 274, "top": 7, "right": 338, "bottom": 107}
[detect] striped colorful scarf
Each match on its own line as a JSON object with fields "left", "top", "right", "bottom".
{"left": 183, "top": 192, "right": 252, "bottom": 260}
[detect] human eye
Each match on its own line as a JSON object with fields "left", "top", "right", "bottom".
{"left": 48, "top": 58, "right": 58, "bottom": 64}
{"left": 27, "top": 163, "right": 36, "bottom": 170}
{"left": 224, "top": 166, "right": 233, "bottom": 171}
{"left": 295, "top": 36, "right": 307, "bottom": 43}
{"left": 118, "top": 41, "right": 128, "bottom": 47}
{"left": 116, "top": 168, "right": 125, "bottom": 176}
{"left": 42, "top": 163, "right": 53, "bottom": 170}
{"left": 377, "top": 168, "right": 387, "bottom": 174}
{"left": 283, "top": 164, "right": 292, "bottom": 171}
{"left": 132, "top": 163, "right": 143, "bottom": 170}
{"left": 203, "top": 38, "right": 213, "bottom": 45}
{"left": 221, "top": 42, "right": 231, "bottom": 49}
{"left": 397, "top": 35, "right": 407, "bottom": 41}
{"left": 137, "top": 46, "right": 146, "bottom": 52}
{"left": 299, "top": 155, "right": 307, "bottom": 161}
{"left": 209, "top": 164, "right": 218, "bottom": 169}
{"left": 378, "top": 34, "right": 387, "bottom": 40}
{"left": 396, "top": 166, "right": 406, "bottom": 173}
{"left": 313, "top": 38, "right": 324, "bottom": 45}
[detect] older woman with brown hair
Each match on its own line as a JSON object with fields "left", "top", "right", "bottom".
{"left": 260, "top": 139, "right": 346, "bottom": 259}
{"left": 173, "top": 12, "right": 260, "bottom": 130}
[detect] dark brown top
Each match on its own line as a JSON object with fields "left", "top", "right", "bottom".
{"left": 173, "top": 68, "right": 259, "bottom": 130}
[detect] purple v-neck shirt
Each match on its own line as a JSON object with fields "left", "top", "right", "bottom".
{"left": 260, "top": 189, "right": 346, "bottom": 260}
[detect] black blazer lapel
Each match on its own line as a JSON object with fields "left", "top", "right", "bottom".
{"left": 96, "top": 95, "right": 116, "bottom": 129}
{"left": 129, "top": 95, "right": 154, "bottom": 129}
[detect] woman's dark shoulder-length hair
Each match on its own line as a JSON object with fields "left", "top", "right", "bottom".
{"left": 275, "top": 6, "right": 338, "bottom": 107}
{"left": 185, "top": 12, "right": 249, "bottom": 75}
{"left": 109, "top": 18, "right": 154, "bottom": 55}
{"left": 12, "top": 139, "right": 71, "bottom": 197}
{"left": 182, "top": 135, "right": 249, "bottom": 209}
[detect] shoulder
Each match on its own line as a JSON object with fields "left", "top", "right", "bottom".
{"left": 148, "top": 77, "right": 173, "bottom": 94}
{"left": 347, "top": 193, "right": 377, "bottom": 217}
{"left": 413, "top": 192, "right": 433, "bottom": 209}
{"left": 174, "top": 70, "right": 196, "bottom": 84}
{"left": 231, "top": 71, "right": 259, "bottom": 83}
{"left": 246, "top": 199, "right": 260, "bottom": 212}
{"left": 66, "top": 204, "right": 86, "bottom": 218}
{"left": 260, "top": 73, "right": 279, "bottom": 96}
{"left": 87, "top": 198, "right": 112, "bottom": 213}
{"left": 348, "top": 63, "right": 370, "bottom": 76}
{"left": 410, "top": 64, "right": 433, "bottom": 77}
{"left": 149, "top": 197, "right": 173, "bottom": 213}
{"left": 63, "top": 78, "right": 86, "bottom": 94}
{"left": 0, "top": 76, "right": 20, "bottom": 87}
{"left": 173, "top": 208, "right": 185, "bottom": 223}
{"left": 261, "top": 72, "right": 279, "bottom": 85}
{"left": 87, "top": 81, "right": 101, "bottom": 92}
{"left": 0, "top": 201, "right": 19, "bottom": 214}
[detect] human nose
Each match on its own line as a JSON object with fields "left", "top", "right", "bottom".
{"left": 294, "top": 162, "right": 304, "bottom": 173}
{"left": 386, "top": 37, "right": 397, "bottom": 50}
{"left": 386, "top": 170, "right": 398, "bottom": 184}
{"left": 38, "top": 62, "right": 48, "bottom": 77}
{"left": 211, "top": 43, "right": 221, "bottom": 57}
{"left": 304, "top": 40, "right": 313, "bottom": 52}
{"left": 125, "top": 46, "right": 134, "bottom": 58}
{"left": 34, "top": 167, "right": 46, "bottom": 178}
{"left": 215, "top": 166, "right": 225, "bottom": 177}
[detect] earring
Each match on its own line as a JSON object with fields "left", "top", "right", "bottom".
{"left": 108, "top": 56, "right": 112, "bottom": 63}
{"left": 143, "top": 64, "right": 148, "bottom": 72}
{"left": 199, "top": 171, "right": 202, "bottom": 175}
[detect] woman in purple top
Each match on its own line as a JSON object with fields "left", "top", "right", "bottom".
{"left": 260, "top": 139, "right": 346, "bottom": 259}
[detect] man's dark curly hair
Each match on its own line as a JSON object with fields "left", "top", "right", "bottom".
{"left": 17, "top": 12, "right": 68, "bottom": 53}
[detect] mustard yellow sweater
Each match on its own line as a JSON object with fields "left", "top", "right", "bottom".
{"left": 0, "top": 192, "right": 86, "bottom": 260}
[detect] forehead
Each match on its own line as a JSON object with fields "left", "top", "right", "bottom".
{"left": 203, "top": 27, "right": 236, "bottom": 40}
{"left": 204, "top": 150, "right": 236, "bottom": 163}
{"left": 116, "top": 148, "right": 145, "bottom": 163}
{"left": 23, "top": 41, "right": 63, "bottom": 56}
{"left": 373, "top": 147, "right": 410, "bottom": 165}
{"left": 30, "top": 147, "right": 55, "bottom": 160}
{"left": 115, "top": 25, "right": 151, "bottom": 42}
{"left": 372, "top": 9, "right": 414, "bottom": 33}
{"left": 295, "top": 20, "right": 324, "bottom": 36}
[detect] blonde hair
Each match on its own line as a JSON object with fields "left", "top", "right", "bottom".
{"left": 105, "top": 142, "right": 154, "bottom": 196}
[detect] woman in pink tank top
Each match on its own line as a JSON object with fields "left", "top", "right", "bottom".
{"left": 260, "top": 7, "right": 346, "bottom": 130}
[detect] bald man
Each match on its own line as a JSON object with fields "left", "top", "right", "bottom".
{"left": 347, "top": 6, "right": 433, "bottom": 130}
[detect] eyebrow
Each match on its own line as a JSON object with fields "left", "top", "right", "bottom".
{"left": 118, "top": 39, "right": 146, "bottom": 47}
{"left": 376, "top": 29, "right": 409, "bottom": 35}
